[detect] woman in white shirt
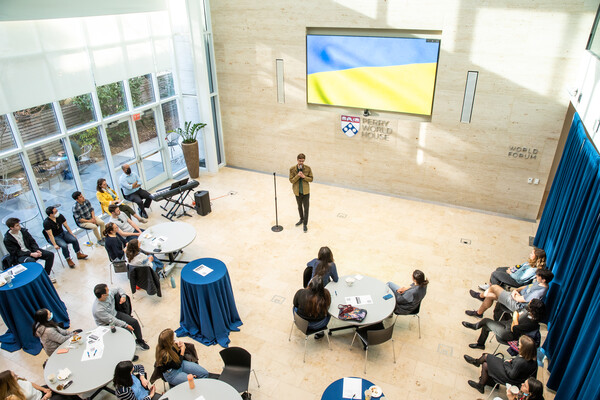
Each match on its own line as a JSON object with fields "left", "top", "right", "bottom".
{"left": 0, "top": 370, "right": 78, "bottom": 400}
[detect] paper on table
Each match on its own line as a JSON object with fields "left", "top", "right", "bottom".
{"left": 342, "top": 377, "right": 362, "bottom": 399}
{"left": 193, "top": 264, "right": 213, "bottom": 276}
{"left": 11, "top": 264, "right": 27, "bottom": 275}
{"left": 344, "top": 295, "right": 373, "bottom": 306}
{"left": 194, "top": 396, "right": 206, "bottom": 400}
{"left": 354, "top": 274, "right": 364, "bottom": 280}
{"left": 81, "top": 342, "right": 104, "bottom": 362}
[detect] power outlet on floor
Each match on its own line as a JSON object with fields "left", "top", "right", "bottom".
{"left": 460, "top": 238, "right": 471, "bottom": 245}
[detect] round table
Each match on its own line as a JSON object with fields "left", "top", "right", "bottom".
{"left": 159, "top": 378, "right": 242, "bottom": 400}
{"left": 44, "top": 327, "right": 136, "bottom": 397}
{"left": 326, "top": 275, "right": 395, "bottom": 327}
{"left": 139, "top": 221, "right": 196, "bottom": 264}
{"left": 0, "top": 262, "right": 69, "bottom": 354}
{"left": 321, "top": 377, "right": 384, "bottom": 400}
{"left": 175, "top": 258, "right": 242, "bottom": 347}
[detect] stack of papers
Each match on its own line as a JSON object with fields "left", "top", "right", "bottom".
{"left": 193, "top": 264, "right": 213, "bottom": 276}
{"left": 345, "top": 295, "right": 373, "bottom": 306}
{"left": 342, "top": 377, "right": 362, "bottom": 399}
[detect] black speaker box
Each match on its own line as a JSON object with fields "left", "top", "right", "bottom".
{"left": 194, "top": 191, "right": 211, "bottom": 216}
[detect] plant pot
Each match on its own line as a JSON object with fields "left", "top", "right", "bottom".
{"left": 181, "top": 141, "right": 200, "bottom": 179}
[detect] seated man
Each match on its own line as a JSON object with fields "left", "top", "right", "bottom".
{"left": 3, "top": 218, "right": 55, "bottom": 282}
{"left": 43, "top": 206, "right": 87, "bottom": 268}
{"left": 71, "top": 191, "right": 105, "bottom": 246}
{"left": 108, "top": 204, "right": 143, "bottom": 242}
{"left": 119, "top": 164, "right": 152, "bottom": 219}
{"left": 92, "top": 283, "right": 149, "bottom": 350}
{"left": 466, "top": 268, "right": 554, "bottom": 318}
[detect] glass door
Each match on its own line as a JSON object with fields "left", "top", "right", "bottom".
{"left": 132, "top": 109, "right": 167, "bottom": 188}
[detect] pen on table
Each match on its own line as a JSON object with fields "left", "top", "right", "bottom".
{"left": 93, "top": 349, "right": 97, "bottom": 356}
{"left": 87, "top": 351, "right": 90, "bottom": 357}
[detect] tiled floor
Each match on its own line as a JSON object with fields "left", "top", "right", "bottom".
{"left": 0, "top": 166, "right": 554, "bottom": 399}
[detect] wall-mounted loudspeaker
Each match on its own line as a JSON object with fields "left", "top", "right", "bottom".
{"left": 461, "top": 71, "right": 478, "bottom": 123}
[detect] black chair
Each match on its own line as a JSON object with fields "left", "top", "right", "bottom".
{"left": 218, "top": 347, "right": 260, "bottom": 396}
{"left": 393, "top": 302, "right": 422, "bottom": 338}
{"left": 288, "top": 311, "right": 331, "bottom": 362}
{"left": 302, "top": 266, "right": 312, "bottom": 288}
{"left": 351, "top": 320, "right": 396, "bottom": 373}
{"left": 2, "top": 254, "right": 12, "bottom": 271}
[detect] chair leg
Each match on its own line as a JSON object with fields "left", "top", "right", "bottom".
{"left": 485, "top": 382, "right": 499, "bottom": 400}
{"left": 303, "top": 336, "right": 308, "bottom": 363}
{"left": 288, "top": 321, "right": 294, "bottom": 341}
{"left": 54, "top": 249, "right": 66, "bottom": 269}
{"left": 416, "top": 314, "right": 421, "bottom": 339}
{"left": 364, "top": 348, "right": 368, "bottom": 374}
{"left": 350, "top": 332, "right": 357, "bottom": 349}
{"left": 133, "top": 310, "right": 144, "bottom": 327}
{"left": 392, "top": 338, "right": 396, "bottom": 363}
{"left": 251, "top": 369, "right": 260, "bottom": 388}
{"left": 109, "top": 263, "right": 113, "bottom": 284}
{"left": 325, "top": 330, "right": 332, "bottom": 351}
{"left": 493, "top": 342, "right": 501, "bottom": 354}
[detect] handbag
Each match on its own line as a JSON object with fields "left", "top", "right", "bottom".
{"left": 338, "top": 304, "right": 367, "bottom": 322}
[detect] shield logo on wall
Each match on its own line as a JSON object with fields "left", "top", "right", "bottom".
{"left": 341, "top": 115, "right": 360, "bottom": 137}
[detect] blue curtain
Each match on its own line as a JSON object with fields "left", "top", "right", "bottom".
{"left": 534, "top": 112, "right": 600, "bottom": 400}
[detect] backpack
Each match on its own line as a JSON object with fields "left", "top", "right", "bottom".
{"left": 338, "top": 304, "right": 367, "bottom": 322}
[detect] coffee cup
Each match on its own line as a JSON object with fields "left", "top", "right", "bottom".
{"left": 47, "top": 374, "right": 56, "bottom": 384}
{"left": 345, "top": 277, "right": 355, "bottom": 287}
{"left": 510, "top": 385, "right": 519, "bottom": 394}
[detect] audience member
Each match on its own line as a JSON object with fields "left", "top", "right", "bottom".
{"left": 293, "top": 276, "right": 331, "bottom": 339}
{"left": 387, "top": 269, "right": 428, "bottom": 315}
{"left": 475, "top": 247, "right": 546, "bottom": 294}
{"left": 3, "top": 218, "right": 54, "bottom": 280}
{"left": 32, "top": 308, "right": 78, "bottom": 356}
{"left": 113, "top": 361, "right": 160, "bottom": 400}
{"left": 155, "top": 328, "right": 208, "bottom": 386}
{"left": 507, "top": 377, "right": 545, "bottom": 400}
{"left": 96, "top": 178, "right": 147, "bottom": 223}
{"left": 464, "top": 335, "right": 538, "bottom": 394}
{"left": 119, "top": 164, "right": 152, "bottom": 219}
{"left": 92, "top": 283, "right": 149, "bottom": 350}
{"left": 0, "top": 369, "right": 78, "bottom": 400}
{"left": 466, "top": 269, "right": 554, "bottom": 318}
{"left": 43, "top": 206, "right": 87, "bottom": 268}
{"left": 308, "top": 246, "right": 338, "bottom": 284}
{"left": 462, "top": 299, "right": 545, "bottom": 350}
{"left": 71, "top": 191, "right": 106, "bottom": 246}
{"left": 126, "top": 239, "right": 164, "bottom": 273}
{"left": 104, "top": 223, "right": 126, "bottom": 262}
{"left": 108, "top": 204, "right": 143, "bottom": 242}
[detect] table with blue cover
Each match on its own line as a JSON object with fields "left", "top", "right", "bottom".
{"left": 322, "top": 377, "right": 384, "bottom": 400}
{"left": 0, "top": 262, "right": 69, "bottom": 354}
{"left": 175, "top": 258, "right": 242, "bottom": 347}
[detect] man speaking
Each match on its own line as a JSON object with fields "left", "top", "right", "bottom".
{"left": 289, "top": 153, "right": 313, "bottom": 232}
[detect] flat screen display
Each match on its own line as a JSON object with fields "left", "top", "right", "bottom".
{"left": 306, "top": 34, "right": 440, "bottom": 115}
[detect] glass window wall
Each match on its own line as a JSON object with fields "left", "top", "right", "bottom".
{"left": 60, "top": 93, "right": 97, "bottom": 130}
{"left": 14, "top": 104, "right": 60, "bottom": 145}
{"left": 158, "top": 72, "right": 175, "bottom": 99}
{"left": 0, "top": 115, "right": 16, "bottom": 152}
{"left": 98, "top": 81, "right": 128, "bottom": 117}
{"left": 130, "top": 74, "right": 155, "bottom": 108}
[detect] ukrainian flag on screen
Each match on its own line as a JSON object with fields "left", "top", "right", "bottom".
{"left": 307, "top": 35, "right": 440, "bottom": 116}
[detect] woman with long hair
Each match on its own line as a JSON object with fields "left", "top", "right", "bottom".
{"left": 507, "top": 377, "right": 545, "bottom": 400}
{"left": 126, "top": 239, "right": 164, "bottom": 273}
{"left": 113, "top": 360, "right": 161, "bottom": 400}
{"left": 96, "top": 178, "right": 147, "bottom": 223}
{"left": 307, "top": 246, "right": 338, "bottom": 284}
{"left": 476, "top": 248, "right": 547, "bottom": 293}
{"left": 0, "top": 370, "right": 77, "bottom": 400}
{"left": 154, "top": 329, "right": 208, "bottom": 386}
{"left": 464, "top": 335, "right": 538, "bottom": 394}
{"left": 387, "top": 269, "right": 428, "bottom": 315}
{"left": 104, "top": 222, "right": 127, "bottom": 262}
{"left": 32, "top": 308, "right": 74, "bottom": 356}
{"left": 293, "top": 276, "right": 332, "bottom": 338}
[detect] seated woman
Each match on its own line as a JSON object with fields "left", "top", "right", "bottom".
{"left": 387, "top": 270, "right": 428, "bottom": 315}
{"left": 96, "top": 178, "right": 147, "bottom": 224}
{"left": 462, "top": 299, "right": 545, "bottom": 349}
{"left": 507, "top": 377, "right": 545, "bottom": 400}
{"left": 464, "top": 335, "right": 538, "bottom": 394}
{"left": 104, "top": 223, "right": 127, "bottom": 262}
{"left": 126, "top": 239, "right": 164, "bottom": 273}
{"left": 113, "top": 360, "right": 161, "bottom": 400}
{"left": 155, "top": 329, "right": 208, "bottom": 386}
{"left": 32, "top": 308, "right": 75, "bottom": 356}
{"left": 0, "top": 370, "right": 78, "bottom": 400}
{"left": 475, "top": 248, "right": 546, "bottom": 295}
{"left": 308, "top": 246, "right": 338, "bottom": 284}
{"left": 293, "top": 276, "right": 331, "bottom": 339}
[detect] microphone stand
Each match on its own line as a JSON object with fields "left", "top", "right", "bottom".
{"left": 271, "top": 172, "right": 283, "bottom": 232}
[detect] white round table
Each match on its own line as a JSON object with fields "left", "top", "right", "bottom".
{"left": 139, "top": 221, "right": 196, "bottom": 264}
{"left": 326, "top": 275, "right": 395, "bottom": 328}
{"left": 159, "top": 378, "right": 242, "bottom": 400}
{"left": 44, "top": 327, "right": 135, "bottom": 397}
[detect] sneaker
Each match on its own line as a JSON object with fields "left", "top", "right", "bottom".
{"left": 303, "top": 225, "right": 308, "bottom": 233}
{"left": 132, "top": 355, "right": 139, "bottom": 362}
{"left": 469, "top": 290, "right": 484, "bottom": 301}
{"left": 136, "top": 340, "right": 150, "bottom": 350}
{"left": 76, "top": 252, "right": 88, "bottom": 260}
{"left": 97, "top": 239, "right": 105, "bottom": 246}
{"left": 50, "top": 276, "right": 57, "bottom": 283}
{"left": 295, "top": 219, "right": 304, "bottom": 226}
{"left": 314, "top": 332, "right": 325, "bottom": 340}
{"left": 478, "top": 283, "right": 490, "bottom": 291}
{"left": 67, "top": 258, "right": 75, "bottom": 268}
{"left": 140, "top": 211, "right": 149, "bottom": 219}
{"left": 138, "top": 217, "right": 148, "bottom": 224}
{"left": 465, "top": 310, "right": 483, "bottom": 318}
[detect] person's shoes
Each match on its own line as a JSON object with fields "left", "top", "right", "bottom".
{"left": 295, "top": 219, "right": 303, "bottom": 226}
{"left": 208, "top": 372, "right": 221, "bottom": 379}
{"left": 97, "top": 239, "right": 105, "bottom": 246}
{"left": 462, "top": 321, "right": 477, "bottom": 330}
{"left": 67, "top": 258, "right": 75, "bottom": 268}
{"left": 141, "top": 211, "right": 149, "bottom": 219}
{"left": 478, "top": 283, "right": 490, "bottom": 291}
{"left": 469, "top": 343, "right": 485, "bottom": 350}
{"left": 465, "top": 310, "right": 483, "bottom": 318}
{"left": 468, "top": 380, "right": 485, "bottom": 394}
{"left": 50, "top": 276, "right": 57, "bottom": 283}
{"left": 132, "top": 355, "right": 139, "bottom": 362}
{"left": 469, "top": 290, "right": 484, "bottom": 301}
{"left": 76, "top": 252, "right": 88, "bottom": 260}
{"left": 138, "top": 217, "right": 148, "bottom": 224}
{"left": 303, "top": 225, "right": 308, "bottom": 233}
{"left": 136, "top": 340, "right": 150, "bottom": 350}
{"left": 314, "top": 332, "right": 325, "bottom": 340}
{"left": 463, "top": 354, "right": 479, "bottom": 366}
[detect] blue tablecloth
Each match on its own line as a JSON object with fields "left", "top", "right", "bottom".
{"left": 0, "top": 262, "right": 70, "bottom": 355}
{"left": 321, "top": 378, "right": 383, "bottom": 400}
{"left": 175, "top": 258, "right": 242, "bottom": 347}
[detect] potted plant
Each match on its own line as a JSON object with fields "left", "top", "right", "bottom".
{"left": 174, "top": 121, "right": 206, "bottom": 179}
